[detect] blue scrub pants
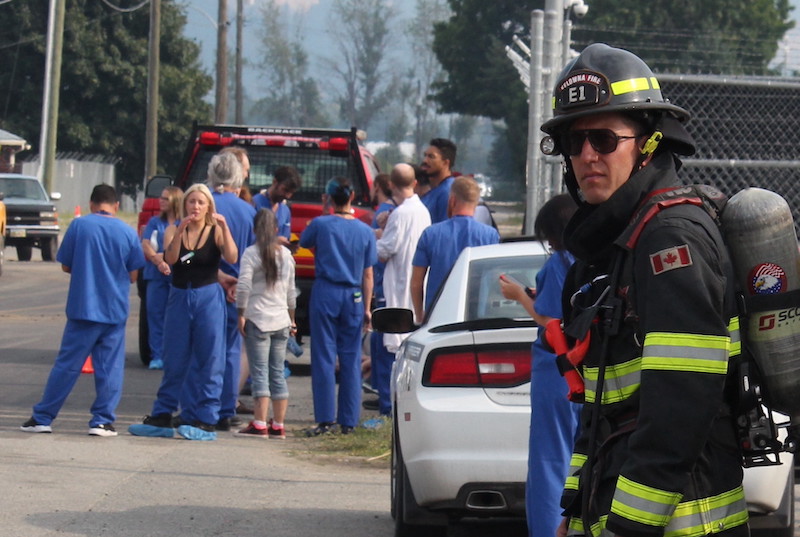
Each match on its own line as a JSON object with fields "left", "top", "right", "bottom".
{"left": 526, "top": 344, "right": 581, "bottom": 537}
{"left": 219, "top": 300, "right": 242, "bottom": 420}
{"left": 370, "top": 330, "right": 394, "bottom": 416}
{"left": 32, "top": 319, "right": 126, "bottom": 427}
{"left": 145, "top": 277, "right": 170, "bottom": 362}
{"left": 309, "top": 280, "right": 364, "bottom": 428}
{"left": 152, "top": 284, "right": 226, "bottom": 426}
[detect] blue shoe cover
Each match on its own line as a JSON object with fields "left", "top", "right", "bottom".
{"left": 128, "top": 423, "right": 174, "bottom": 438}
{"left": 177, "top": 425, "right": 217, "bottom": 441}
{"left": 148, "top": 359, "right": 164, "bottom": 370}
{"left": 361, "top": 417, "right": 387, "bottom": 430}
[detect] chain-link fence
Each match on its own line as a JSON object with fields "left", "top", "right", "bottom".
{"left": 660, "top": 74, "right": 800, "bottom": 235}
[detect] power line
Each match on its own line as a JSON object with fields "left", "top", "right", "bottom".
{"left": 98, "top": 0, "right": 150, "bottom": 13}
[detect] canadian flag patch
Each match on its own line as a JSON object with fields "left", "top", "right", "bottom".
{"left": 649, "top": 245, "right": 692, "bottom": 275}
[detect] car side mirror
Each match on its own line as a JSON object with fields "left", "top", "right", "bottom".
{"left": 372, "top": 307, "right": 418, "bottom": 334}
{"left": 50, "top": 192, "right": 62, "bottom": 201}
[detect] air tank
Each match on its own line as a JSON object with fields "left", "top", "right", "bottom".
{"left": 721, "top": 187, "right": 800, "bottom": 430}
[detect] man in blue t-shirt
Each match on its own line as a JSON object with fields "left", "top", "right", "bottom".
{"left": 419, "top": 137, "right": 457, "bottom": 224}
{"left": 21, "top": 184, "right": 145, "bottom": 436}
{"left": 411, "top": 176, "right": 499, "bottom": 321}
{"left": 252, "top": 165, "right": 302, "bottom": 246}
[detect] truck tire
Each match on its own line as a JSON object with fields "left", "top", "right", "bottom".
{"left": 41, "top": 237, "right": 57, "bottom": 262}
{"left": 16, "top": 244, "right": 32, "bottom": 262}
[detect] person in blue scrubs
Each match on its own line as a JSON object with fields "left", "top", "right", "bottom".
{"left": 419, "top": 137, "right": 457, "bottom": 224}
{"left": 21, "top": 184, "right": 145, "bottom": 437}
{"left": 365, "top": 173, "right": 395, "bottom": 412}
{"left": 141, "top": 186, "right": 182, "bottom": 370}
{"left": 300, "top": 177, "right": 377, "bottom": 435}
{"left": 411, "top": 176, "right": 500, "bottom": 321}
{"left": 252, "top": 165, "right": 302, "bottom": 247}
{"left": 210, "top": 150, "right": 257, "bottom": 431}
{"left": 130, "top": 179, "right": 238, "bottom": 441}
{"left": 499, "top": 194, "right": 581, "bottom": 537}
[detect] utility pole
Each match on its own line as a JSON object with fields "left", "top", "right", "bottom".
{"left": 144, "top": 0, "right": 161, "bottom": 189}
{"left": 215, "top": 0, "right": 229, "bottom": 124}
{"left": 38, "top": 0, "right": 65, "bottom": 194}
{"left": 235, "top": 0, "right": 243, "bottom": 124}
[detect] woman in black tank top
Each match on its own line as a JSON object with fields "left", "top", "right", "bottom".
{"left": 130, "top": 183, "right": 237, "bottom": 441}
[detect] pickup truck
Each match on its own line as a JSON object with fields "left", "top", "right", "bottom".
{"left": 0, "top": 173, "right": 60, "bottom": 263}
{"left": 137, "top": 124, "right": 379, "bottom": 364}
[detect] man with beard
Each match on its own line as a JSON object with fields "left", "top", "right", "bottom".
{"left": 253, "top": 166, "right": 302, "bottom": 248}
{"left": 419, "top": 137, "right": 456, "bottom": 224}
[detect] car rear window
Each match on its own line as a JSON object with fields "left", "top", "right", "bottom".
{"left": 183, "top": 146, "right": 364, "bottom": 204}
{"left": 466, "top": 254, "right": 546, "bottom": 322}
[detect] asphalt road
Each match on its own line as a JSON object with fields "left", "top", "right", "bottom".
{"left": 0, "top": 253, "right": 530, "bottom": 537}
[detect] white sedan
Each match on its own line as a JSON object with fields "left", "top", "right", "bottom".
{"left": 378, "top": 240, "right": 547, "bottom": 536}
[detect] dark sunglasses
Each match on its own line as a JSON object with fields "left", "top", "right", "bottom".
{"left": 561, "top": 129, "right": 641, "bottom": 156}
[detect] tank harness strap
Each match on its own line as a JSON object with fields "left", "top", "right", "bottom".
{"left": 741, "top": 288, "right": 800, "bottom": 315}
{"left": 621, "top": 184, "right": 728, "bottom": 250}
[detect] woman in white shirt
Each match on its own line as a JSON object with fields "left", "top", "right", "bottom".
{"left": 236, "top": 209, "right": 296, "bottom": 439}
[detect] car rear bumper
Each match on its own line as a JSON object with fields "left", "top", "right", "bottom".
{"left": 397, "top": 389, "right": 529, "bottom": 508}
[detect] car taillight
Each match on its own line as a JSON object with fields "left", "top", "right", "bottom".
{"left": 425, "top": 347, "right": 531, "bottom": 387}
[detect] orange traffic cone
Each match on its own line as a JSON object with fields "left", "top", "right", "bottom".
{"left": 81, "top": 356, "right": 94, "bottom": 374}
{"left": 74, "top": 205, "right": 82, "bottom": 218}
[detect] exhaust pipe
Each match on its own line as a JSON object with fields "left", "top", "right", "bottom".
{"left": 465, "top": 490, "right": 508, "bottom": 511}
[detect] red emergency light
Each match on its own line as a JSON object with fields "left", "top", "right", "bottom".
{"left": 199, "top": 131, "right": 234, "bottom": 146}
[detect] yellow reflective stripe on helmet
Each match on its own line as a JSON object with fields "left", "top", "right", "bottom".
{"left": 565, "top": 452, "right": 588, "bottom": 491}
{"left": 650, "top": 77, "right": 661, "bottom": 89}
{"left": 728, "top": 317, "right": 741, "bottom": 357}
{"left": 611, "top": 476, "right": 682, "bottom": 527}
{"left": 611, "top": 77, "right": 651, "bottom": 96}
{"left": 584, "top": 358, "right": 641, "bottom": 404}
{"left": 664, "top": 486, "right": 748, "bottom": 537}
{"left": 642, "top": 332, "right": 729, "bottom": 374}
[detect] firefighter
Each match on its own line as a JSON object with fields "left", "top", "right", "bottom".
{"left": 541, "top": 44, "right": 748, "bottom": 537}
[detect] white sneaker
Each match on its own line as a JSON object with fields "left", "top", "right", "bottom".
{"left": 20, "top": 418, "right": 52, "bottom": 433}
{"left": 88, "top": 424, "right": 118, "bottom": 437}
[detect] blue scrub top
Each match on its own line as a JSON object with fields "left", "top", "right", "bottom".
{"left": 212, "top": 191, "right": 256, "bottom": 277}
{"left": 253, "top": 193, "right": 292, "bottom": 241}
{"left": 532, "top": 250, "right": 575, "bottom": 359}
{"left": 58, "top": 213, "right": 145, "bottom": 324}
{"left": 412, "top": 215, "right": 499, "bottom": 310}
{"left": 371, "top": 200, "right": 395, "bottom": 299}
{"left": 300, "top": 215, "right": 377, "bottom": 287}
{"left": 141, "top": 215, "right": 173, "bottom": 282}
{"left": 420, "top": 175, "right": 454, "bottom": 224}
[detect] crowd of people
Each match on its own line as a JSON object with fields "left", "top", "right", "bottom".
{"left": 20, "top": 135, "right": 499, "bottom": 442}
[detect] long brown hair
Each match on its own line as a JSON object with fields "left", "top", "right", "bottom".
{"left": 254, "top": 208, "right": 280, "bottom": 287}
{"left": 161, "top": 186, "right": 182, "bottom": 220}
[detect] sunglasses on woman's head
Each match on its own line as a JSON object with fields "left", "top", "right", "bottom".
{"left": 561, "top": 129, "right": 641, "bottom": 156}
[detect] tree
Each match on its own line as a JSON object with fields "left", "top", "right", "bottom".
{"left": 0, "top": 0, "right": 213, "bottom": 196}
{"left": 249, "top": 0, "right": 327, "bottom": 126}
{"left": 573, "top": 0, "right": 794, "bottom": 75}
{"left": 327, "top": 0, "right": 397, "bottom": 131}
{"left": 407, "top": 0, "right": 451, "bottom": 155}
{"left": 432, "top": 0, "right": 794, "bottom": 188}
